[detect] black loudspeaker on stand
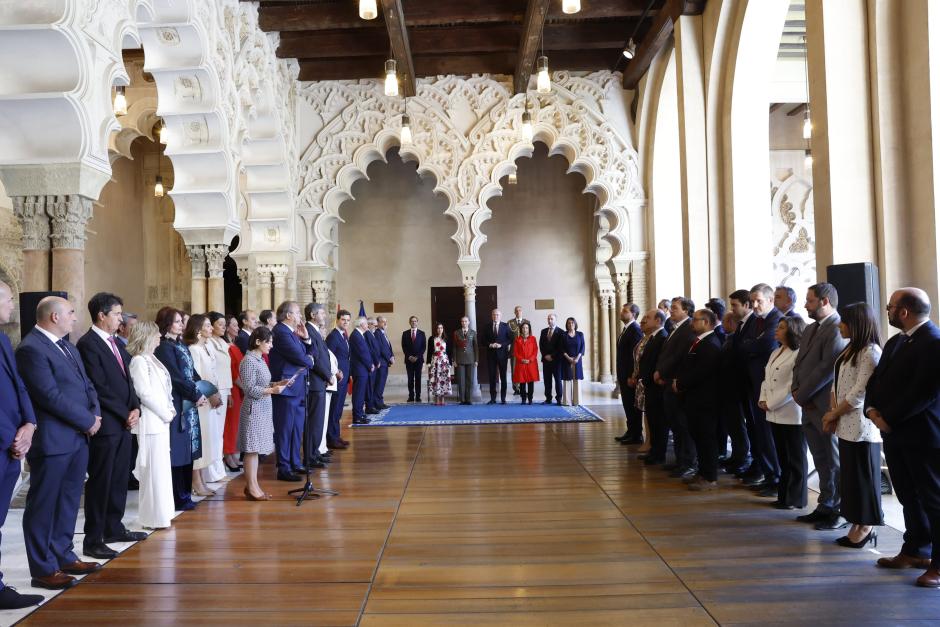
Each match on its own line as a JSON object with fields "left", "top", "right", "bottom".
{"left": 288, "top": 378, "right": 339, "bottom": 506}
{"left": 826, "top": 262, "right": 881, "bottom": 316}
{"left": 20, "top": 291, "right": 68, "bottom": 338}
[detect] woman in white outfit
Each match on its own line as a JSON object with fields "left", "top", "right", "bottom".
{"left": 126, "top": 321, "right": 176, "bottom": 529}
{"left": 206, "top": 312, "right": 233, "bottom": 482}
{"left": 185, "top": 314, "right": 222, "bottom": 495}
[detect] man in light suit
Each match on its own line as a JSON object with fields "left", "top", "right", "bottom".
{"left": 234, "top": 310, "right": 257, "bottom": 355}
{"left": 0, "top": 282, "right": 43, "bottom": 608}
{"left": 615, "top": 303, "right": 644, "bottom": 444}
{"left": 401, "top": 316, "right": 426, "bottom": 402}
{"left": 269, "top": 301, "right": 313, "bottom": 481}
{"left": 304, "top": 302, "right": 334, "bottom": 468}
{"left": 325, "top": 310, "right": 352, "bottom": 447}
{"left": 507, "top": 306, "right": 530, "bottom": 396}
{"left": 349, "top": 316, "right": 374, "bottom": 424}
{"left": 539, "top": 314, "right": 564, "bottom": 404}
{"left": 453, "top": 316, "right": 478, "bottom": 405}
{"left": 372, "top": 316, "right": 394, "bottom": 410}
{"left": 16, "top": 296, "right": 103, "bottom": 590}
{"left": 482, "top": 309, "right": 512, "bottom": 404}
{"left": 865, "top": 287, "right": 940, "bottom": 587}
{"left": 791, "top": 282, "right": 848, "bottom": 529}
{"left": 76, "top": 292, "right": 146, "bottom": 561}
{"left": 654, "top": 297, "right": 698, "bottom": 479}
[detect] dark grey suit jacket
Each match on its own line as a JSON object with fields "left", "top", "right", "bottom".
{"left": 654, "top": 318, "right": 697, "bottom": 382}
{"left": 791, "top": 312, "right": 847, "bottom": 425}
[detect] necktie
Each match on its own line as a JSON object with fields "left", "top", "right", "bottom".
{"left": 493, "top": 323, "right": 497, "bottom": 336}
{"left": 689, "top": 338, "right": 701, "bottom": 353}
{"left": 57, "top": 339, "right": 81, "bottom": 372}
{"left": 108, "top": 336, "right": 126, "bottom": 375}
{"left": 549, "top": 327, "right": 553, "bottom": 339}
{"left": 412, "top": 329, "right": 416, "bottom": 343}
{"left": 756, "top": 316, "right": 766, "bottom": 333}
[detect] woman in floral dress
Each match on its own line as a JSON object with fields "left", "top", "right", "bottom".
{"left": 425, "top": 322, "right": 452, "bottom": 405}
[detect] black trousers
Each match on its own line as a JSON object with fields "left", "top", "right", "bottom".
{"left": 543, "top": 360, "right": 562, "bottom": 402}
{"left": 84, "top": 430, "right": 132, "bottom": 547}
{"left": 171, "top": 463, "right": 193, "bottom": 509}
{"left": 518, "top": 381, "right": 534, "bottom": 401}
{"left": 405, "top": 360, "right": 423, "bottom": 400}
{"left": 721, "top": 393, "right": 752, "bottom": 467}
{"left": 770, "top": 422, "right": 808, "bottom": 507}
{"left": 646, "top": 390, "right": 667, "bottom": 462}
{"left": 664, "top": 388, "right": 697, "bottom": 469}
{"left": 839, "top": 438, "right": 883, "bottom": 526}
{"left": 305, "top": 388, "right": 326, "bottom": 464}
{"left": 883, "top": 436, "right": 940, "bottom": 565}
{"left": 619, "top": 379, "right": 642, "bottom": 439}
{"left": 746, "top": 391, "right": 781, "bottom": 480}
{"left": 487, "top": 353, "right": 508, "bottom": 401}
{"left": 688, "top": 407, "right": 719, "bottom": 481}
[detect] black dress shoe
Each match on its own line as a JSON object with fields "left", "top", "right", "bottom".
{"left": 104, "top": 530, "right": 148, "bottom": 543}
{"left": 796, "top": 509, "right": 829, "bottom": 523}
{"left": 415, "top": 397, "right": 422, "bottom": 403}
{"left": 175, "top": 501, "right": 197, "bottom": 511}
{"left": 83, "top": 544, "right": 118, "bottom": 559}
{"left": 460, "top": 401, "right": 471, "bottom": 405}
{"left": 501, "top": 400, "right": 507, "bottom": 404}
{"left": 302, "top": 459, "right": 325, "bottom": 469}
{"left": 543, "top": 400, "right": 552, "bottom": 405}
{"left": 366, "top": 407, "right": 379, "bottom": 414}
{"left": 756, "top": 484, "right": 779, "bottom": 498}
{"left": 643, "top": 456, "right": 663, "bottom": 466}
{"left": 406, "top": 397, "right": 415, "bottom": 403}
{"left": 314, "top": 454, "right": 331, "bottom": 464}
{"left": 814, "top": 514, "right": 850, "bottom": 530}
{"left": 615, "top": 432, "right": 629, "bottom": 441}
{"left": 487, "top": 400, "right": 497, "bottom": 405}
{"left": 0, "top": 586, "right": 44, "bottom": 609}
{"left": 277, "top": 472, "right": 302, "bottom": 482}
{"left": 742, "top": 473, "right": 766, "bottom": 487}
{"left": 772, "top": 501, "right": 797, "bottom": 510}
{"left": 352, "top": 417, "right": 371, "bottom": 425}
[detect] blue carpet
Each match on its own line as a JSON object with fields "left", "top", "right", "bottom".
{"left": 352, "top": 403, "right": 603, "bottom": 427}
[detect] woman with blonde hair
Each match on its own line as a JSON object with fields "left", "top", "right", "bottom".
{"left": 126, "top": 321, "right": 176, "bottom": 529}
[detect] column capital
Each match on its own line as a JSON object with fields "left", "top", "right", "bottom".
{"left": 256, "top": 264, "right": 273, "bottom": 281}
{"left": 236, "top": 267, "right": 249, "bottom": 283}
{"left": 270, "top": 264, "right": 289, "bottom": 286}
{"left": 47, "top": 195, "right": 94, "bottom": 250}
{"left": 186, "top": 244, "right": 207, "bottom": 277}
{"left": 11, "top": 195, "right": 51, "bottom": 251}
{"left": 204, "top": 244, "right": 228, "bottom": 278}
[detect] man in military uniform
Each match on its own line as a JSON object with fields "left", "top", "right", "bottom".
{"left": 453, "top": 316, "right": 478, "bottom": 405}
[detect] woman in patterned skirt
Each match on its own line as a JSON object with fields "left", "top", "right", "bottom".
{"left": 425, "top": 322, "right": 452, "bottom": 406}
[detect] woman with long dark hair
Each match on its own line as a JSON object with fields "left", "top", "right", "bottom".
{"left": 426, "top": 322, "right": 452, "bottom": 406}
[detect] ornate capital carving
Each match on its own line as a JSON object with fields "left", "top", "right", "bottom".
{"left": 615, "top": 273, "right": 630, "bottom": 301}
{"left": 186, "top": 245, "right": 207, "bottom": 278}
{"left": 46, "top": 195, "right": 94, "bottom": 250}
{"left": 11, "top": 196, "right": 51, "bottom": 251}
{"left": 256, "top": 264, "right": 273, "bottom": 282}
{"left": 236, "top": 267, "right": 249, "bottom": 283}
{"left": 204, "top": 243, "right": 228, "bottom": 278}
{"left": 270, "top": 264, "right": 289, "bottom": 287}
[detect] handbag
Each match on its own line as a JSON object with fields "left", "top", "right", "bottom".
{"left": 183, "top": 379, "right": 219, "bottom": 414}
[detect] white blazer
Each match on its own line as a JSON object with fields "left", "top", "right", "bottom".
{"left": 206, "top": 336, "right": 232, "bottom": 392}
{"left": 759, "top": 346, "right": 802, "bottom": 425}
{"left": 190, "top": 342, "right": 219, "bottom": 386}
{"left": 129, "top": 354, "right": 175, "bottom": 435}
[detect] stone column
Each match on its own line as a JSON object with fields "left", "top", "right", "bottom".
{"left": 256, "top": 265, "right": 272, "bottom": 311}
{"left": 463, "top": 276, "right": 483, "bottom": 401}
{"left": 629, "top": 257, "right": 649, "bottom": 314}
{"left": 237, "top": 267, "right": 250, "bottom": 312}
{"left": 597, "top": 290, "right": 613, "bottom": 384}
{"left": 205, "top": 244, "right": 227, "bottom": 314}
{"left": 271, "top": 264, "right": 289, "bottom": 307}
{"left": 287, "top": 273, "right": 297, "bottom": 302}
{"left": 47, "top": 195, "right": 93, "bottom": 326}
{"left": 11, "top": 196, "right": 51, "bottom": 292}
{"left": 186, "top": 245, "right": 207, "bottom": 314}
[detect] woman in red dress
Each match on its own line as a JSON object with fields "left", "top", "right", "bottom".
{"left": 512, "top": 321, "right": 540, "bottom": 404}
{"left": 223, "top": 315, "right": 243, "bottom": 471}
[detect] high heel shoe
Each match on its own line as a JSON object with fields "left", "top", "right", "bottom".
{"left": 225, "top": 461, "right": 243, "bottom": 472}
{"left": 244, "top": 486, "right": 270, "bottom": 501}
{"left": 836, "top": 529, "right": 877, "bottom": 549}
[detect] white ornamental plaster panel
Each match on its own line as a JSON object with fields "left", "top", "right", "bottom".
{"left": 770, "top": 167, "right": 816, "bottom": 302}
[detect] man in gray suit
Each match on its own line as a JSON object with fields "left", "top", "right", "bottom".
{"left": 791, "top": 282, "right": 848, "bottom": 529}
{"left": 453, "top": 316, "right": 478, "bottom": 405}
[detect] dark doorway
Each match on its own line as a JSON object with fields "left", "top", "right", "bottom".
{"left": 430, "top": 285, "right": 497, "bottom": 384}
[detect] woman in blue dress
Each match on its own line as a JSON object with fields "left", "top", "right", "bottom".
{"left": 154, "top": 306, "right": 206, "bottom": 512}
{"left": 560, "top": 317, "right": 585, "bottom": 406}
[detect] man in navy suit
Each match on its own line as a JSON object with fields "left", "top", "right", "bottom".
{"left": 269, "top": 301, "right": 313, "bottom": 482}
{"left": 349, "top": 316, "right": 374, "bottom": 425}
{"left": 866, "top": 288, "right": 940, "bottom": 587}
{"left": 365, "top": 319, "right": 382, "bottom": 413}
{"left": 401, "top": 316, "right": 426, "bottom": 402}
{"left": 15, "top": 296, "right": 103, "bottom": 590}
{"left": 373, "top": 316, "right": 394, "bottom": 409}
{"left": 637, "top": 309, "right": 669, "bottom": 465}
{"left": 304, "top": 302, "right": 334, "bottom": 468}
{"left": 482, "top": 309, "right": 512, "bottom": 404}
{"left": 0, "top": 282, "right": 43, "bottom": 609}
{"left": 615, "top": 303, "right": 644, "bottom": 444}
{"left": 325, "top": 311, "right": 351, "bottom": 447}
{"left": 76, "top": 292, "right": 146, "bottom": 561}
{"left": 234, "top": 309, "right": 257, "bottom": 355}
{"left": 539, "top": 314, "right": 564, "bottom": 404}
{"left": 654, "top": 297, "right": 698, "bottom": 479}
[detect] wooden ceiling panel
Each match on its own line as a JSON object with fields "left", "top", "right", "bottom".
{"left": 414, "top": 52, "right": 517, "bottom": 77}
{"left": 547, "top": 0, "right": 661, "bottom": 20}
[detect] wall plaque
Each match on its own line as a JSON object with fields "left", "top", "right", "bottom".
{"left": 534, "top": 299, "right": 555, "bottom": 310}
{"left": 374, "top": 302, "right": 394, "bottom": 313}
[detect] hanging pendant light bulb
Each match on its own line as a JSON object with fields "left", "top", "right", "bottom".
{"left": 359, "top": 0, "right": 377, "bottom": 20}
{"left": 623, "top": 39, "right": 637, "bottom": 60}
{"left": 154, "top": 174, "right": 165, "bottom": 198}
{"left": 802, "top": 108, "right": 812, "bottom": 140}
{"left": 562, "top": 0, "right": 581, "bottom": 14}
{"left": 508, "top": 172, "right": 518, "bottom": 185}
{"left": 158, "top": 120, "right": 168, "bottom": 145}
{"left": 384, "top": 59, "right": 399, "bottom": 97}
{"left": 521, "top": 111, "right": 533, "bottom": 143}
{"left": 804, "top": 150, "right": 813, "bottom": 172}
{"left": 536, "top": 55, "right": 551, "bottom": 94}
{"left": 113, "top": 85, "right": 128, "bottom": 116}
{"left": 400, "top": 114, "right": 412, "bottom": 144}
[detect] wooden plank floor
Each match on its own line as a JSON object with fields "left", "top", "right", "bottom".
{"left": 19, "top": 405, "right": 940, "bottom": 626}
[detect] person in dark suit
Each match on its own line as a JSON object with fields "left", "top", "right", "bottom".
{"left": 365, "top": 319, "right": 381, "bottom": 413}
{"left": 304, "top": 303, "right": 334, "bottom": 469}
{"left": 539, "top": 313, "right": 564, "bottom": 404}
{"left": 16, "top": 296, "right": 103, "bottom": 590}
{"left": 482, "top": 309, "right": 512, "bottom": 404}
{"left": 738, "top": 283, "right": 783, "bottom": 497}
{"left": 615, "top": 303, "right": 644, "bottom": 444}
{"left": 349, "top": 316, "right": 374, "bottom": 424}
{"left": 401, "top": 316, "right": 426, "bottom": 402}
{"left": 234, "top": 310, "right": 257, "bottom": 355}
{"left": 325, "top": 310, "right": 352, "bottom": 447}
{"left": 676, "top": 309, "right": 723, "bottom": 490}
{"left": 372, "top": 316, "right": 394, "bottom": 410}
{"left": 654, "top": 297, "right": 698, "bottom": 478}
{"left": 0, "top": 281, "right": 43, "bottom": 609}
{"left": 725, "top": 291, "right": 755, "bottom": 475}
{"left": 116, "top": 312, "right": 136, "bottom": 347}
{"left": 865, "top": 287, "right": 940, "bottom": 587}
{"left": 269, "top": 301, "right": 312, "bottom": 481}
{"left": 260, "top": 309, "right": 275, "bottom": 330}
{"left": 637, "top": 309, "right": 669, "bottom": 465}
{"left": 774, "top": 286, "right": 800, "bottom": 319}
{"left": 76, "top": 293, "right": 147, "bottom": 561}
{"left": 658, "top": 299, "right": 675, "bottom": 334}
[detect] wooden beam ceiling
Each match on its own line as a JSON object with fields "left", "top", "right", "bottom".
{"left": 621, "top": 0, "right": 705, "bottom": 90}
{"left": 382, "top": 0, "right": 417, "bottom": 97}
{"left": 514, "top": 0, "right": 551, "bottom": 94}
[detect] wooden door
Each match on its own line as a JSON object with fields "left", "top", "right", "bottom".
{"left": 430, "top": 285, "right": 497, "bottom": 383}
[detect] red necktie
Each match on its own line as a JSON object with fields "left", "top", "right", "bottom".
{"left": 689, "top": 338, "right": 701, "bottom": 353}
{"left": 108, "top": 336, "right": 126, "bottom": 375}
{"left": 412, "top": 330, "right": 416, "bottom": 343}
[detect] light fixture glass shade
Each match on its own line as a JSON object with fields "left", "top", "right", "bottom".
{"left": 521, "top": 111, "right": 533, "bottom": 142}
{"left": 623, "top": 39, "right": 636, "bottom": 60}
{"left": 802, "top": 109, "right": 812, "bottom": 140}
{"left": 562, "top": 0, "right": 581, "bottom": 14}
{"left": 804, "top": 151, "right": 813, "bottom": 171}
{"left": 536, "top": 56, "right": 551, "bottom": 94}
{"left": 154, "top": 174, "right": 164, "bottom": 198}
{"left": 508, "top": 172, "right": 518, "bottom": 185}
{"left": 158, "top": 121, "right": 168, "bottom": 144}
{"left": 400, "top": 114, "right": 412, "bottom": 144}
{"left": 359, "top": 0, "right": 377, "bottom": 20}
{"left": 384, "top": 59, "right": 398, "bottom": 97}
{"left": 113, "top": 85, "right": 127, "bottom": 116}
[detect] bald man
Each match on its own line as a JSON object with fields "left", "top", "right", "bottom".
{"left": 865, "top": 287, "right": 940, "bottom": 587}
{"left": 15, "top": 296, "right": 103, "bottom": 590}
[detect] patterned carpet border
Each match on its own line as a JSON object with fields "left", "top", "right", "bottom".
{"left": 352, "top": 403, "right": 604, "bottom": 427}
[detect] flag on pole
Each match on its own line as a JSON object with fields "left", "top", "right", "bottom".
{"left": 358, "top": 300, "right": 366, "bottom": 318}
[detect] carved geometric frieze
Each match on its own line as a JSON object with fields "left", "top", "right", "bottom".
{"left": 47, "top": 195, "right": 94, "bottom": 250}
{"left": 11, "top": 196, "right": 51, "bottom": 251}
{"left": 204, "top": 243, "right": 229, "bottom": 278}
